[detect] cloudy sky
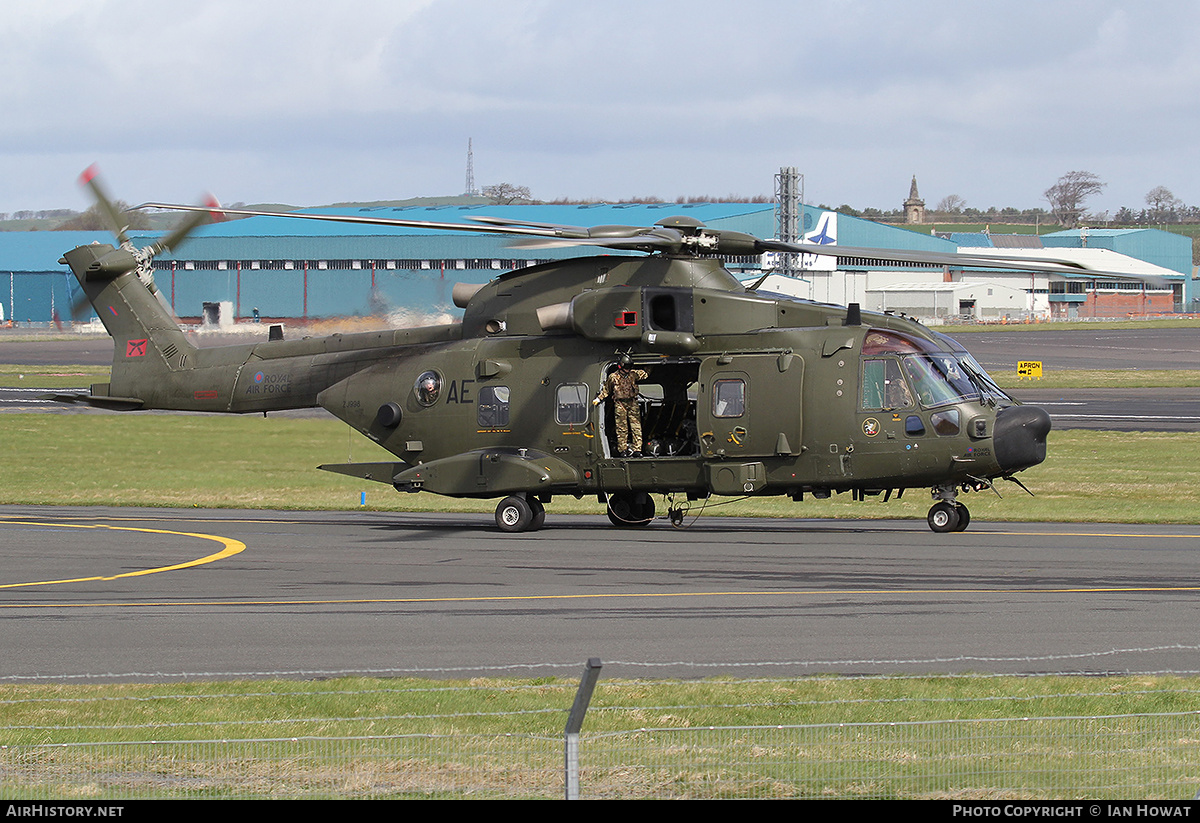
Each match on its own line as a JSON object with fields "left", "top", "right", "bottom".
{"left": 3, "top": 0, "right": 1200, "bottom": 218}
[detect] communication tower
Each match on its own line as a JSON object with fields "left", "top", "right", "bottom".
{"left": 774, "top": 167, "right": 804, "bottom": 278}
{"left": 464, "top": 139, "right": 479, "bottom": 197}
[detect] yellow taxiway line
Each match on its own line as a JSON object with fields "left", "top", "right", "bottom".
{"left": 0, "top": 520, "right": 245, "bottom": 589}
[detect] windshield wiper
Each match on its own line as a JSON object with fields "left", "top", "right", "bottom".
{"left": 958, "top": 359, "right": 999, "bottom": 407}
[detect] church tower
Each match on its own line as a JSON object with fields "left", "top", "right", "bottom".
{"left": 904, "top": 175, "right": 926, "bottom": 224}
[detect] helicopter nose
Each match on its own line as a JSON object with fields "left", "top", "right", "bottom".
{"left": 993, "top": 404, "right": 1052, "bottom": 473}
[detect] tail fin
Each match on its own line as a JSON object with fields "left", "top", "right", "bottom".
{"left": 59, "top": 243, "right": 196, "bottom": 409}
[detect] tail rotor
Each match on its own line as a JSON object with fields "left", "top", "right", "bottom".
{"left": 74, "top": 165, "right": 220, "bottom": 317}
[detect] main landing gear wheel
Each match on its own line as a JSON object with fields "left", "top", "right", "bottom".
{"left": 496, "top": 495, "right": 544, "bottom": 533}
{"left": 954, "top": 504, "right": 970, "bottom": 531}
{"left": 606, "top": 491, "right": 655, "bottom": 527}
{"left": 927, "top": 501, "right": 969, "bottom": 533}
{"left": 529, "top": 497, "right": 546, "bottom": 530}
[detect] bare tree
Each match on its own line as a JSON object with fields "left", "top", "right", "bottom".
{"left": 1145, "top": 185, "right": 1182, "bottom": 223}
{"left": 936, "top": 194, "right": 966, "bottom": 214}
{"left": 1044, "top": 171, "right": 1105, "bottom": 229}
{"left": 482, "top": 183, "right": 532, "bottom": 205}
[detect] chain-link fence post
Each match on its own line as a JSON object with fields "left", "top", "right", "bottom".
{"left": 564, "top": 657, "right": 602, "bottom": 800}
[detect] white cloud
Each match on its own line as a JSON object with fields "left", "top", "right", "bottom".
{"left": 3, "top": 0, "right": 1200, "bottom": 213}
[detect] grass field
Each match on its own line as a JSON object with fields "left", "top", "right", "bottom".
{"left": 5, "top": 673, "right": 1198, "bottom": 746}
{"left": 2, "top": 413, "right": 1198, "bottom": 524}
{"left": 993, "top": 369, "right": 1200, "bottom": 389}
{"left": 0, "top": 363, "right": 110, "bottom": 388}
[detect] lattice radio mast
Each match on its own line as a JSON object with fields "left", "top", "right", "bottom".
{"left": 464, "top": 139, "right": 479, "bottom": 197}
{"left": 774, "top": 167, "right": 804, "bottom": 278}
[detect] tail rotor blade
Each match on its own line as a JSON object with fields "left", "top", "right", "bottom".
{"left": 68, "top": 287, "right": 92, "bottom": 321}
{"left": 78, "top": 164, "right": 131, "bottom": 247}
{"left": 143, "top": 194, "right": 220, "bottom": 257}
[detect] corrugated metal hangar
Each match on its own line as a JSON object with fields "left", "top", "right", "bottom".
{"left": 0, "top": 202, "right": 1190, "bottom": 325}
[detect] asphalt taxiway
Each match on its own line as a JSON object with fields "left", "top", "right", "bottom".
{"left": 4, "top": 506, "right": 1200, "bottom": 681}
{"left": 962, "top": 325, "right": 1199, "bottom": 372}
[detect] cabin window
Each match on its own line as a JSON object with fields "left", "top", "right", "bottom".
{"left": 905, "top": 415, "right": 926, "bottom": 436}
{"left": 556, "top": 383, "right": 590, "bottom": 425}
{"left": 861, "top": 358, "right": 913, "bottom": 411}
{"left": 414, "top": 370, "right": 442, "bottom": 406}
{"left": 477, "top": 385, "right": 510, "bottom": 428}
{"left": 712, "top": 379, "right": 745, "bottom": 418}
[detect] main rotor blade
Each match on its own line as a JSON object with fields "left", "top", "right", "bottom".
{"left": 135, "top": 202, "right": 588, "bottom": 240}
{"left": 467, "top": 215, "right": 590, "bottom": 236}
{"left": 507, "top": 237, "right": 618, "bottom": 250}
{"left": 470, "top": 216, "right": 669, "bottom": 243}
{"left": 758, "top": 239, "right": 1090, "bottom": 270}
{"left": 508, "top": 226, "right": 686, "bottom": 253}
{"left": 136, "top": 201, "right": 1173, "bottom": 283}
{"left": 138, "top": 202, "right": 702, "bottom": 253}
{"left": 508, "top": 234, "right": 682, "bottom": 252}
{"left": 757, "top": 239, "right": 1155, "bottom": 280}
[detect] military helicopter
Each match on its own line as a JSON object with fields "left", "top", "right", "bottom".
{"left": 53, "top": 171, "right": 1073, "bottom": 534}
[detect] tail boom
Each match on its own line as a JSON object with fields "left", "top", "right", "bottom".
{"left": 56, "top": 242, "right": 462, "bottom": 414}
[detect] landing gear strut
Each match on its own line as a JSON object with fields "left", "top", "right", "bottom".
{"left": 927, "top": 485, "right": 970, "bottom": 533}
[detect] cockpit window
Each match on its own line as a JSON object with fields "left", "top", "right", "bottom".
{"left": 862, "top": 330, "right": 928, "bottom": 356}
{"left": 930, "top": 408, "right": 960, "bottom": 436}
{"left": 861, "top": 358, "right": 913, "bottom": 411}
{"left": 902, "top": 354, "right": 978, "bottom": 408}
{"left": 862, "top": 329, "right": 1012, "bottom": 410}
{"left": 957, "top": 351, "right": 1012, "bottom": 404}
{"left": 905, "top": 415, "right": 926, "bottom": 436}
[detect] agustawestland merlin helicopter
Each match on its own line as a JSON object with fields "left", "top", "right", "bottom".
{"left": 52, "top": 170, "right": 1073, "bottom": 533}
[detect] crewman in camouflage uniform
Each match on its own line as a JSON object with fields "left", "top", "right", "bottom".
{"left": 593, "top": 354, "right": 649, "bottom": 457}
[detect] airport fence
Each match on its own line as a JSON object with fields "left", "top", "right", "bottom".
{"left": 2, "top": 671, "right": 1200, "bottom": 801}
{"left": 4, "top": 711, "right": 1200, "bottom": 799}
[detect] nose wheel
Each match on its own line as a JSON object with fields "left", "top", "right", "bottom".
{"left": 927, "top": 501, "right": 970, "bottom": 533}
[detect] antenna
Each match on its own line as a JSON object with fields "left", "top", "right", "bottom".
{"left": 464, "top": 139, "right": 478, "bottom": 197}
